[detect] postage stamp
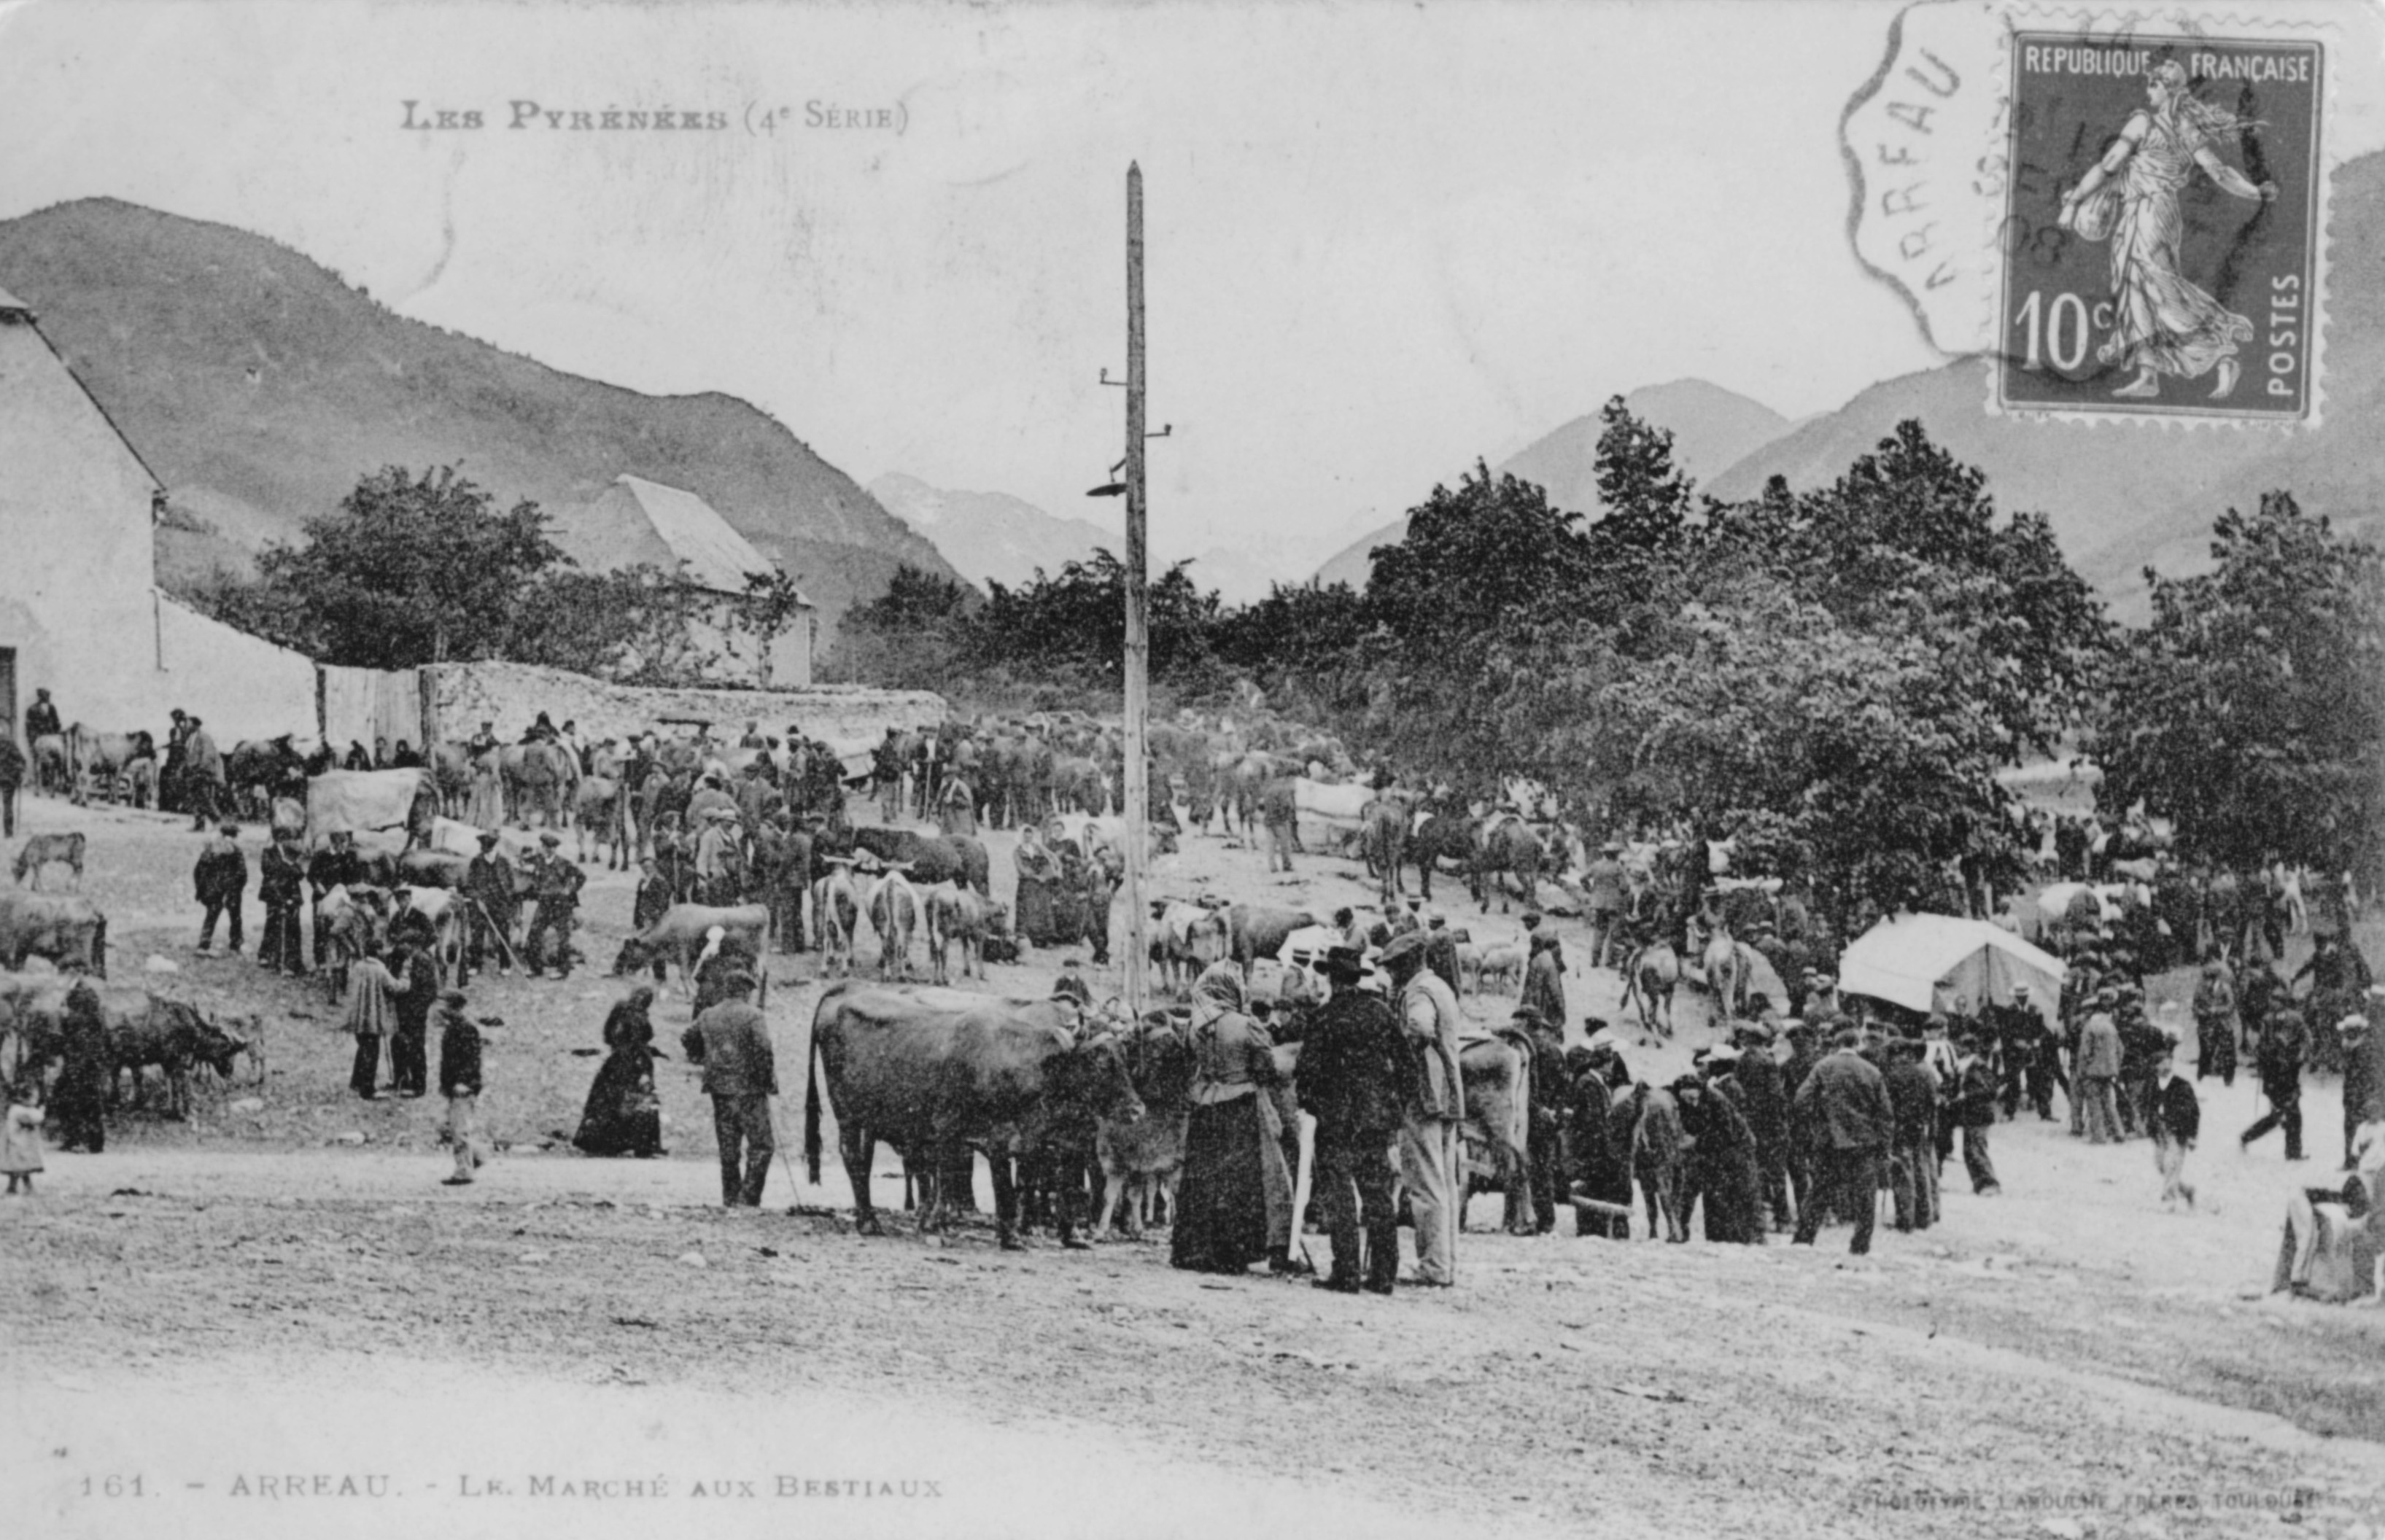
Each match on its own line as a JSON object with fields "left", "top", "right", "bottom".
{"left": 1995, "top": 31, "right": 2325, "bottom": 422}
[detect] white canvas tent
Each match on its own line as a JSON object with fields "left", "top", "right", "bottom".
{"left": 1838, "top": 912, "right": 2066, "bottom": 1029}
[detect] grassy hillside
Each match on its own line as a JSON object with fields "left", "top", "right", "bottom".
{"left": 0, "top": 198, "right": 961, "bottom": 637}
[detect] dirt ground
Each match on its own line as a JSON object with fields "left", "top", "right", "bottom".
{"left": 6, "top": 790, "right": 2385, "bottom": 1540}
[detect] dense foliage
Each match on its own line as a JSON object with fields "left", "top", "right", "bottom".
{"left": 2091, "top": 491, "right": 2385, "bottom": 876}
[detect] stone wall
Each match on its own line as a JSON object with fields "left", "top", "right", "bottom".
{"left": 422, "top": 661, "right": 942, "bottom": 752}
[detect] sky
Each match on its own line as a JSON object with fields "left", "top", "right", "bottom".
{"left": 0, "top": 0, "right": 2373, "bottom": 562}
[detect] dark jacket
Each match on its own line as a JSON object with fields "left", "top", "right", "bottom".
{"left": 437, "top": 1009, "right": 483, "bottom": 1097}
{"left": 632, "top": 874, "right": 674, "bottom": 931}
{"left": 1734, "top": 1052, "right": 1788, "bottom": 1149}
{"left": 1295, "top": 990, "right": 1416, "bottom": 1138}
{"left": 532, "top": 853, "right": 586, "bottom": 906}
{"left": 466, "top": 852, "right": 517, "bottom": 913}
{"left": 682, "top": 1002, "right": 777, "bottom": 1097}
{"left": 0, "top": 735, "right": 23, "bottom": 789}
{"left": 2260, "top": 1016, "right": 2307, "bottom": 1091}
{"left": 1884, "top": 1059, "right": 1938, "bottom": 1148}
{"left": 258, "top": 841, "right": 306, "bottom": 906}
{"left": 193, "top": 837, "right": 247, "bottom": 901}
{"left": 392, "top": 946, "right": 439, "bottom": 1032}
{"left": 1521, "top": 946, "right": 1567, "bottom": 1030}
{"left": 1952, "top": 1057, "right": 1999, "bottom": 1128}
{"left": 2152, "top": 1075, "right": 2200, "bottom": 1144}
{"left": 1791, "top": 1049, "right": 1893, "bottom": 1152}
{"left": 307, "top": 847, "right": 362, "bottom": 898}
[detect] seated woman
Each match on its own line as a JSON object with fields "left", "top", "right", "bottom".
{"left": 574, "top": 987, "right": 664, "bottom": 1159}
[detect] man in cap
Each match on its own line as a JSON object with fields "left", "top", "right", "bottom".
{"left": 1051, "top": 957, "right": 1092, "bottom": 1011}
{"left": 2192, "top": 960, "right": 2241, "bottom": 1087}
{"left": 2241, "top": 1006, "right": 2309, "bottom": 1160}
{"left": 1423, "top": 913, "right": 1462, "bottom": 996}
{"left": 1791, "top": 1027, "right": 1895, "bottom": 1255}
{"left": 193, "top": 820, "right": 249, "bottom": 954}
{"left": 694, "top": 805, "right": 742, "bottom": 907}
{"left": 1510, "top": 1004, "right": 1570, "bottom": 1234}
{"left": 435, "top": 989, "right": 485, "bottom": 1186}
{"left": 180, "top": 715, "right": 225, "bottom": 829}
{"left": 521, "top": 831, "right": 586, "bottom": 980}
{"left": 681, "top": 969, "right": 777, "bottom": 1208}
{"left": 1582, "top": 839, "right": 1629, "bottom": 971}
{"left": 1950, "top": 1029, "right": 2001, "bottom": 1195}
{"left": 306, "top": 827, "right": 364, "bottom": 968}
{"left": 1883, "top": 1036, "right": 1939, "bottom": 1232}
{"left": 461, "top": 831, "right": 518, "bottom": 984}
{"left": 256, "top": 824, "right": 309, "bottom": 975}
{"left": 1298, "top": 944, "right": 1416, "bottom": 1293}
{"left": 2075, "top": 989, "right": 2124, "bottom": 1144}
{"left": 1380, "top": 929, "right": 1465, "bottom": 1286}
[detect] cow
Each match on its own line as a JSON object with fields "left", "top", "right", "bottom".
{"left": 867, "top": 864, "right": 926, "bottom": 981}
{"left": 804, "top": 983, "right": 1144, "bottom": 1250}
{"left": 1095, "top": 1013, "right": 1195, "bottom": 1239}
{"left": 613, "top": 903, "right": 769, "bottom": 998}
{"left": 1627, "top": 1083, "right": 1691, "bottom": 1242}
{"left": 1228, "top": 902, "right": 1316, "bottom": 977}
{"left": 66, "top": 726, "right": 156, "bottom": 808}
{"left": 430, "top": 742, "right": 476, "bottom": 817}
{"left": 226, "top": 736, "right": 308, "bottom": 819}
{"left": 848, "top": 827, "right": 990, "bottom": 897}
{"left": 813, "top": 860, "right": 864, "bottom": 979}
{"left": 501, "top": 740, "right": 579, "bottom": 827}
{"left": 395, "top": 849, "right": 470, "bottom": 889}
{"left": 13, "top": 833, "right": 87, "bottom": 891}
{"left": 31, "top": 734, "right": 71, "bottom": 798}
{"left": 925, "top": 883, "right": 989, "bottom": 986}
{"left": 392, "top": 887, "right": 465, "bottom": 985}
{"left": 0, "top": 891, "right": 106, "bottom": 977}
{"left": 314, "top": 884, "right": 389, "bottom": 1003}
{"left": 573, "top": 775, "right": 629, "bottom": 869}
{"left": 1149, "top": 898, "right": 1230, "bottom": 996}
{"left": 109, "top": 998, "right": 252, "bottom": 1120}
{"left": 1458, "top": 1030, "right": 1536, "bottom": 1236}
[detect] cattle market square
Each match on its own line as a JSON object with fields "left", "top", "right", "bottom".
{"left": 0, "top": 697, "right": 2382, "bottom": 1538}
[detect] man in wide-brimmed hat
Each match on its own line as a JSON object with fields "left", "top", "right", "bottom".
{"left": 1298, "top": 944, "right": 1415, "bottom": 1294}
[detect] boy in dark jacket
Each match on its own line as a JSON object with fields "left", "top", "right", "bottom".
{"left": 438, "top": 991, "right": 486, "bottom": 1186}
{"left": 1884, "top": 1036, "right": 1940, "bottom": 1232}
{"left": 1952, "top": 1030, "right": 2003, "bottom": 1195}
{"left": 2150, "top": 1049, "right": 2199, "bottom": 1210}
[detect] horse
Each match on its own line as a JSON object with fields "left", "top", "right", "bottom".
{"left": 1469, "top": 817, "right": 1544, "bottom": 915}
{"left": 1621, "top": 941, "right": 1681, "bottom": 1042}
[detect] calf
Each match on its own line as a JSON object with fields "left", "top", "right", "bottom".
{"left": 614, "top": 902, "right": 769, "bottom": 998}
{"left": 1095, "top": 1014, "right": 1195, "bottom": 1237}
{"left": 13, "top": 832, "right": 87, "bottom": 891}
{"left": 1475, "top": 941, "right": 1525, "bottom": 995}
{"left": 110, "top": 999, "right": 252, "bottom": 1119}
{"left": 393, "top": 887, "right": 465, "bottom": 984}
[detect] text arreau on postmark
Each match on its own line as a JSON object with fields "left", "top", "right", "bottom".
{"left": 1847, "top": 4, "right": 2334, "bottom": 427}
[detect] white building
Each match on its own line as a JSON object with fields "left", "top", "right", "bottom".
{"left": 0, "top": 285, "right": 316, "bottom": 744}
{"left": 554, "top": 473, "right": 816, "bottom": 688}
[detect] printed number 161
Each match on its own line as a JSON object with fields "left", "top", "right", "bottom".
{"left": 2014, "top": 290, "right": 2112, "bottom": 373}
{"left": 81, "top": 1476, "right": 144, "bottom": 1497}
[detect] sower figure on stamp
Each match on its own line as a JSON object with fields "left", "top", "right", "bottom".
{"left": 2058, "top": 59, "right": 2277, "bottom": 401}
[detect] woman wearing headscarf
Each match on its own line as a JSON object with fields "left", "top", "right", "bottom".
{"left": 575, "top": 986, "right": 664, "bottom": 1158}
{"left": 1171, "top": 962, "right": 1298, "bottom": 1276}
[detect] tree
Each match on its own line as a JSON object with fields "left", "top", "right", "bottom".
{"left": 732, "top": 569, "right": 813, "bottom": 688}
{"left": 208, "top": 464, "right": 565, "bottom": 669}
{"left": 2093, "top": 491, "right": 2385, "bottom": 876}
{"left": 505, "top": 565, "right": 726, "bottom": 687}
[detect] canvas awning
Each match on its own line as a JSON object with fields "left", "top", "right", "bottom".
{"left": 1838, "top": 912, "right": 2066, "bottom": 1028}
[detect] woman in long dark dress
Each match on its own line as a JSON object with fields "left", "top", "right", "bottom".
{"left": 574, "top": 987, "right": 663, "bottom": 1157}
{"left": 1171, "top": 964, "right": 1296, "bottom": 1276}
{"left": 1013, "top": 824, "right": 1063, "bottom": 949}
{"left": 50, "top": 976, "right": 112, "bottom": 1154}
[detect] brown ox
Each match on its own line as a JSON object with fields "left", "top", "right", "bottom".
{"left": 0, "top": 891, "right": 106, "bottom": 977}
{"left": 804, "top": 984, "right": 1142, "bottom": 1250}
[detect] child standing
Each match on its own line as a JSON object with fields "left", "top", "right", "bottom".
{"left": 437, "top": 991, "right": 485, "bottom": 1187}
{"left": 2152, "top": 1049, "right": 2200, "bottom": 1210}
{"left": 4, "top": 1087, "right": 45, "bottom": 1194}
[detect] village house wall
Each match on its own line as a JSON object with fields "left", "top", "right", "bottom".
{"left": 422, "top": 660, "right": 940, "bottom": 752}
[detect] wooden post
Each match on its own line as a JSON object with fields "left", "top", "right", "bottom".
{"left": 1122, "top": 163, "right": 1149, "bottom": 1019}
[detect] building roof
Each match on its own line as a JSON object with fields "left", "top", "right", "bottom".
{"left": 0, "top": 285, "right": 31, "bottom": 319}
{"left": 565, "top": 474, "right": 811, "bottom": 603}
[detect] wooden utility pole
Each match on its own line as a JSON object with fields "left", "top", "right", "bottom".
{"left": 1121, "top": 162, "right": 1150, "bottom": 1018}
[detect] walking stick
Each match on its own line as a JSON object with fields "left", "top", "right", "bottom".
{"left": 463, "top": 896, "right": 520, "bottom": 973}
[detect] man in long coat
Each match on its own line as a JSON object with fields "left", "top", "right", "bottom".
{"left": 182, "top": 716, "right": 225, "bottom": 830}
{"left": 680, "top": 971, "right": 777, "bottom": 1208}
{"left": 1383, "top": 930, "right": 1464, "bottom": 1286}
{"left": 1298, "top": 945, "right": 1417, "bottom": 1293}
{"left": 1791, "top": 1028, "right": 1893, "bottom": 1255}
